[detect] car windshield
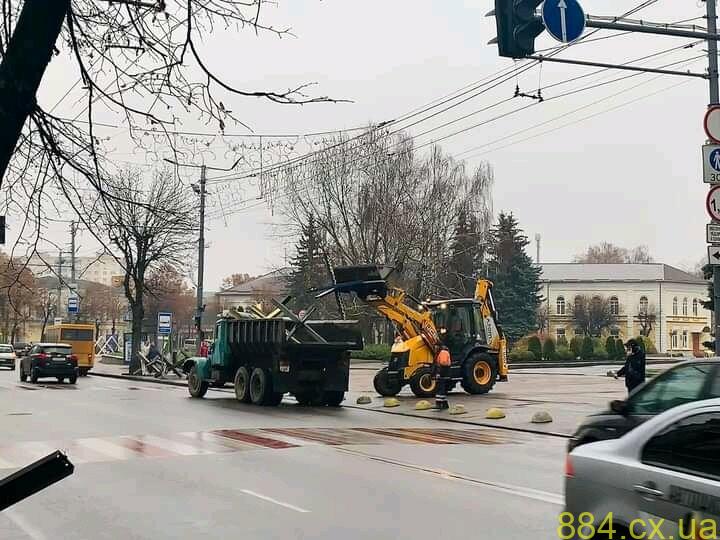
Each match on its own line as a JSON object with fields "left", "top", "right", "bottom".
{"left": 629, "top": 364, "right": 713, "bottom": 414}
{"left": 40, "top": 347, "right": 72, "bottom": 355}
{"left": 0, "top": 345, "right": 13, "bottom": 353}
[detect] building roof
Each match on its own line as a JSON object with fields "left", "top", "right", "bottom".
{"left": 540, "top": 263, "right": 707, "bottom": 285}
{"left": 217, "top": 268, "right": 291, "bottom": 296}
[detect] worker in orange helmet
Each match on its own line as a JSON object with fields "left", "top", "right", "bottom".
{"left": 434, "top": 346, "right": 451, "bottom": 410}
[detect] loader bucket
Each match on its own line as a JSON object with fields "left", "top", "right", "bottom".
{"left": 333, "top": 265, "right": 393, "bottom": 284}
{"left": 331, "top": 265, "right": 393, "bottom": 299}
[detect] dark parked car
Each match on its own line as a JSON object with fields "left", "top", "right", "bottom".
{"left": 568, "top": 359, "right": 720, "bottom": 451}
{"left": 19, "top": 343, "right": 79, "bottom": 384}
{"left": 12, "top": 342, "right": 29, "bottom": 356}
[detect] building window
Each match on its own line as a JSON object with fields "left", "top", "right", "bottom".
{"left": 682, "top": 330, "right": 688, "bottom": 349}
{"left": 610, "top": 296, "right": 619, "bottom": 316}
{"left": 556, "top": 296, "right": 565, "bottom": 316}
{"left": 639, "top": 296, "right": 648, "bottom": 314}
{"left": 682, "top": 298, "right": 688, "bottom": 316}
{"left": 672, "top": 297, "right": 678, "bottom": 316}
{"left": 556, "top": 327, "right": 566, "bottom": 341}
{"left": 693, "top": 298, "right": 698, "bottom": 317}
{"left": 671, "top": 331, "right": 678, "bottom": 349}
{"left": 610, "top": 328, "right": 620, "bottom": 338}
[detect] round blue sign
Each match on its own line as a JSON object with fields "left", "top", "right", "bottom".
{"left": 542, "top": 0, "right": 586, "bottom": 43}
{"left": 710, "top": 149, "right": 720, "bottom": 172}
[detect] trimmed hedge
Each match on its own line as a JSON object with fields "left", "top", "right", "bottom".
{"left": 352, "top": 344, "right": 391, "bottom": 361}
{"left": 543, "top": 337, "right": 556, "bottom": 361}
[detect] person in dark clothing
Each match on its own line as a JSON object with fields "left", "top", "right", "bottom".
{"left": 616, "top": 338, "right": 646, "bottom": 393}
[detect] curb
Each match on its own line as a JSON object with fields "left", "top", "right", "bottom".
{"left": 90, "top": 371, "right": 188, "bottom": 388}
{"left": 510, "top": 358, "right": 678, "bottom": 369}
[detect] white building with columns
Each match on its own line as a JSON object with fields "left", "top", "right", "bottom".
{"left": 541, "top": 263, "right": 711, "bottom": 355}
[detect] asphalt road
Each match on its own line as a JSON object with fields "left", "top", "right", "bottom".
{"left": 0, "top": 368, "right": 568, "bottom": 539}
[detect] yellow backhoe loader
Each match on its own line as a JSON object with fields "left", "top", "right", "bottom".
{"left": 324, "top": 265, "right": 508, "bottom": 397}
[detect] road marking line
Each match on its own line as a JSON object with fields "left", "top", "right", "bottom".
{"left": 335, "top": 447, "right": 563, "bottom": 506}
{"left": 3, "top": 508, "right": 47, "bottom": 540}
{"left": 240, "top": 489, "right": 310, "bottom": 513}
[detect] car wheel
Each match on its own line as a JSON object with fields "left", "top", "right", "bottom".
{"left": 30, "top": 368, "right": 39, "bottom": 384}
{"left": 68, "top": 374, "right": 77, "bottom": 384}
{"left": 57, "top": 377, "right": 64, "bottom": 383}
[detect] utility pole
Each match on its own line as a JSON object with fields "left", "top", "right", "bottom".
{"left": 56, "top": 250, "right": 64, "bottom": 317}
{"left": 707, "top": 0, "right": 720, "bottom": 355}
{"left": 195, "top": 165, "right": 207, "bottom": 354}
{"left": 70, "top": 222, "right": 77, "bottom": 284}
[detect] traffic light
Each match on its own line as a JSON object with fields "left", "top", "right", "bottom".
{"left": 488, "top": 0, "right": 545, "bottom": 59}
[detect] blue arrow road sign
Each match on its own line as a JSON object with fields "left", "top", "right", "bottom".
{"left": 542, "top": 0, "right": 586, "bottom": 43}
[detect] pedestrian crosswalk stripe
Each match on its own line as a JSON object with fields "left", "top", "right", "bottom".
{"left": 0, "top": 427, "right": 519, "bottom": 469}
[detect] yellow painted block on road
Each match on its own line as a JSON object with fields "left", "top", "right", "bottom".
{"left": 415, "top": 400, "right": 432, "bottom": 410}
{"left": 485, "top": 407, "right": 506, "bottom": 419}
{"left": 356, "top": 395, "right": 372, "bottom": 405}
{"left": 384, "top": 398, "right": 400, "bottom": 408}
{"left": 449, "top": 404, "right": 467, "bottom": 415}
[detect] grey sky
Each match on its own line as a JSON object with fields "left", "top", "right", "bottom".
{"left": 19, "top": 1, "right": 711, "bottom": 288}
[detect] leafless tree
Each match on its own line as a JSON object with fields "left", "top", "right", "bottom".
{"left": 570, "top": 295, "right": 618, "bottom": 337}
{"left": 637, "top": 303, "right": 658, "bottom": 338}
{"left": 0, "top": 0, "right": 340, "bottom": 285}
{"left": 536, "top": 303, "right": 549, "bottom": 335}
{"left": 574, "top": 242, "right": 654, "bottom": 264}
{"left": 96, "top": 167, "right": 196, "bottom": 373}
{"left": 35, "top": 287, "right": 55, "bottom": 340}
{"left": 277, "top": 128, "right": 494, "bottom": 299}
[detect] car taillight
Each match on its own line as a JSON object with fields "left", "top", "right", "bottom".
{"left": 36, "top": 353, "right": 49, "bottom": 360}
{"left": 564, "top": 455, "right": 575, "bottom": 478}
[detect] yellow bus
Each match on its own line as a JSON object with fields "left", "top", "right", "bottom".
{"left": 44, "top": 323, "right": 95, "bottom": 375}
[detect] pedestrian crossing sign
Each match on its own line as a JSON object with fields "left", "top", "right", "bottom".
{"left": 703, "top": 144, "right": 720, "bottom": 183}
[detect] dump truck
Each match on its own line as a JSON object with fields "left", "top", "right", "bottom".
{"left": 183, "top": 301, "right": 363, "bottom": 406}
{"left": 321, "top": 264, "right": 508, "bottom": 397}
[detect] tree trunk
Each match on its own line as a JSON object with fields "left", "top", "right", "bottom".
{"left": 40, "top": 311, "right": 50, "bottom": 341}
{"left": 129, "top": 304, "right": 144, "bottom": 374}
{"left": 0, "top": 0, "right": 70, "bottom": 184}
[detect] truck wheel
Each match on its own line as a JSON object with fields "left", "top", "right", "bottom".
{"left": 249, "top": 368, "right": 275, "bottom": 405}
{"left": 373, "top": 368, "right": 401, "bottom": 397}
{"left": 409, "top": 368, "right": 437, "bottom": 398}
{"left": 188, "top": 365, "right": 209, "bottom": 398}
{"left": 322, "top": 391, "right": 345, "bottom": 407}
{"left": 461, "top": 353, "right": 497, "bottom": 395}
{"left": 234, "top": 367, "right": 252, "bottom": 403}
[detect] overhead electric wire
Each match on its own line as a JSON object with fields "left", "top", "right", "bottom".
{"left": 206, "top": 43, "right": 700, "bottom": 187}
{"left": 204, "top": 52, "right": 704, "bottom": 223}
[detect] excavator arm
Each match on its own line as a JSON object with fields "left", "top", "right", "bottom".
{"left": 474, "top": 279, "right": 509, "bottom": 378}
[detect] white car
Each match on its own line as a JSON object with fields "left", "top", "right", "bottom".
{"left": 565, "top": 398, "right": 720, "bottom": 540}
{"left": 0, "top": 343, "right": 15, "bottom": 370}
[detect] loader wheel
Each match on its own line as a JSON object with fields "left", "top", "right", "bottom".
{"left": 249, "top": 368, "right": 278, "bottom": 406}
{"left": 233, "top": 366, "right": 251, "bottom": 403}
{"left": 409, "top": 368, "right": 437, "bottom": 398}
{"left": 188, "top": 365, "right": 209, "bottom": 398}
{"left": 373, "top": 368, "right": 401, "bottom": 397}
{"left": 322, "top": 391, "right": 345, "bottom": 407}
{"left": 461, "top": 353, "right": 497, "bottom": 395}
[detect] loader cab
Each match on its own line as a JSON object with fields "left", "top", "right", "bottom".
{"left": 427, "top": 300, "right": 486, "bottom": 361}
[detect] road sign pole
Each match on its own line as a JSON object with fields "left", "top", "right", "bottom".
{"left": 706, "top": 0, "right": 720, "bottom": 355}
{"left": 196, "top": 165, "right": 207, "bottom": 355}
